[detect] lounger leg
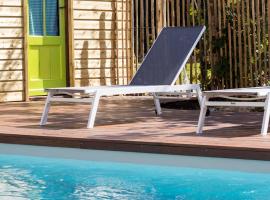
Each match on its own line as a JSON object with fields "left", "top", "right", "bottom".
{"left": 196, "top": 96, "right": 208, "bottom": 135}
{"left": 153, "top": 93, "right": 162, "bottom": 115}
{"left": 87, "top": 92, "right": 100, "bottom": 128}
{"left": 195, "top": 87, "right": 202, "bottom": 107}
{"left": 40, "top": 91, "right": 54, "bottom": 126}
{"left": 261, "top": 93, "right": 270, "bottom": 136}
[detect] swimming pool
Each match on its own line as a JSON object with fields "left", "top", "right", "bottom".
{"left": 1, "top": 143, "right": 270, "bottom": 200}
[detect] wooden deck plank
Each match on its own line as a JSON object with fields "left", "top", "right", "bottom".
{"left": 0, "top": 96, "right": 270, "bottom": 160}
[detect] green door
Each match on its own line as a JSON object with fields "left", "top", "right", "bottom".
{"left": 28, "top": 0, "right": 66, "bottom": 96}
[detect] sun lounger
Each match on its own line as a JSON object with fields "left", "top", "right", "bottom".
{"left": 40, "top": 26, "right": 206, "bottom": 128}
{"left": 197, "top": 87, "right": 270, "bottom": 136}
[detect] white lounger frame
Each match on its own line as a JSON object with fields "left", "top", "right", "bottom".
{"left": 40, "top": 84, "right": 202, "bottom": 128}
{"left": 196, "top": 87, "right": 270, "bottom": 136}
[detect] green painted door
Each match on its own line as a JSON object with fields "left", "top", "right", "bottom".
{"left": 28, "top": 0, "right": 66, "bottom": 96}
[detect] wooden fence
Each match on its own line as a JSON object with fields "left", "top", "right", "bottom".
{"left": 133, "top": 0, "right": 270, "bottom": 89}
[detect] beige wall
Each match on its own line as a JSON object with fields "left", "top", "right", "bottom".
{"left": 0, "top": 0, "right": 132, "bottom": 102}
{"left": 0, "top": 0, "right": 24, "bottom": 101}
{"left": 72, "top": 0, "right": 132, "bottom": 87}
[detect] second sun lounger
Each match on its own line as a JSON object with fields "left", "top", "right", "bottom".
{"left": 197, "top": 87, "right": 270, "bottom": 136}
{"left": 40, "top": 26, "right": 206, "bottom": 128}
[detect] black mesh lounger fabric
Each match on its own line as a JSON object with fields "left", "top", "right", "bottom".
{"left": 129, "top": 26, "right": 205, "bottom": 86}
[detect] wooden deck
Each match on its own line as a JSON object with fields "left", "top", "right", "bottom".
{"left": 1, "top": 96, "right": 270, "bottom": 160}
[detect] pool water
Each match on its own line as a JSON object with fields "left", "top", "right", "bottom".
{"left": 1, "top": 153, "right": 270, "bottom": 200}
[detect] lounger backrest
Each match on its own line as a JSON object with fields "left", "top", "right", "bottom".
{"left": 129, "top": 26, "right": 206, "bottom": 86}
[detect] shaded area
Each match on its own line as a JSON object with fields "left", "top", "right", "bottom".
{"left": 80, "top": 41, "right": 90, "bottom": 86}
{"left": 161, "top": 99, "right": 200, "bottom": 110}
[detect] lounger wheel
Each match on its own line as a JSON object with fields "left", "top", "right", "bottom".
{"left": 206, "top": 108, "right": 210, "bottom": 116}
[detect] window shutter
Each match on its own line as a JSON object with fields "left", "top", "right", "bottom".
{"left": 46, "top": 0, "right": 59, "bottom": 36}
{"left": 29, "top": 0, "right": 43, "bottom": 36}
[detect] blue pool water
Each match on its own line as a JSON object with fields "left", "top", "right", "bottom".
{"left": 1, "top": 147, "right": 270, "bottom": 199}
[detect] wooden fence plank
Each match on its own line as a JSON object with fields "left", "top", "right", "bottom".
{"left": 237, "top": 0, "right": 243, "bottom": 87}
{"left": 242, "top": 0, "right": 247, "bottom": 87}
{"left": 262, "top": 0, "right": 267, "bottom": 84}
{"left": 251, "top": 0, "right": 258, "bottom": 86}
{"left": 246, "top": 0, "right": 253, "bottom": 86}
{"left": 256, "top": 0, "right": 262, "bottom": 84}
{"left": 268, "top": 0, "right": 270, "bottom": 81}
{"left": 145, "top": 0, "right": 149, "bottom": 51}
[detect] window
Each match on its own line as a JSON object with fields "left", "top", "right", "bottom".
{"left": 29, "top": 0, "right": 59, "bottom": 36}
